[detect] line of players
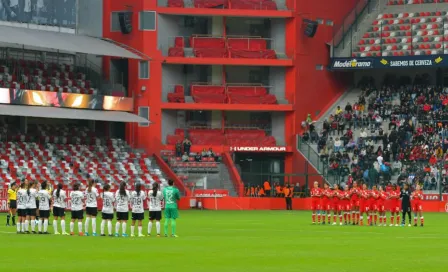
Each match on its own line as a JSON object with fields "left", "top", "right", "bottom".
{"left": 13, "top": 179, "right": 180, "bottom": 237}
{"left": 310, "top": 181, "right": 424, "bottom": 227}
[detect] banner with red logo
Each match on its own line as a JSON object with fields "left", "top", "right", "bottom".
{"left": 423, "top": 193, "right": 448, "bottom": 201}
{"left": 229, "top": 146, "right": 291, "bottom": 152}
{"left": 193, "top": 189, "right": 229, "bottom": 198}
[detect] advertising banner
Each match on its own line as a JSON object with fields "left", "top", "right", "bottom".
{"left": 330, "top": 55, "right": 445, "bottom": 70}
{"left": 229, "top": 146, "right": 291, "bottom": 152}
{"left": 193, "top": 189, "right": 229, "bottom": 198}
{"left": 0, "top": 0, "right": 77, "bottom": 29}
{"left": 423, "top": 193, "right": 448, "bottom": 202}
{"left": 0, "top": 88, "right": 134, "bottom": 112}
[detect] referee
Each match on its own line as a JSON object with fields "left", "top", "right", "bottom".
{"left": 7, "top": 182, "right": 18, "bottom": 226}
{"left": 400, "top": 183, "right": 412, "bottom": 227}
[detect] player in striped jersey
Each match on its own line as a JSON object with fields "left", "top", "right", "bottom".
{"left": 130, "top": 183, "right": 146, "bottom": 237}
{"left": 37, "top": 182, "right": 51, "bottom": 234}
{"left": 115, "top": 182, "right": 130, "bottom": 237}
{"left": 100, "top": 184, "right": 115, "bottom": 236}
{"left": 53, "top": 183, "right": 69, "bottom": 235}
{"left": 148, "top": 183, "right": 163, "bottom": 237}
{"left": 84, "top": 180, "right": 99, "bottom": 236}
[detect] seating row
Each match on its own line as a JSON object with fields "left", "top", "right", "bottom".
{"left": 388, "top": 0, "right": 448, "bottom": 5}
{"left": 167, "top": 0, "right": 277, "bottom": 10}
{"left": 167, "top": 85, "right": 277, "bottom": 104}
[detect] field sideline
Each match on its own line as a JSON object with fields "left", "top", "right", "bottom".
{"left": 0, "top": 211, "right": 447, "bottom": 272}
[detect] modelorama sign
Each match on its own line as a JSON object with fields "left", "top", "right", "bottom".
{"left": 230, "top": 146, "right": 287, "bottom": 152}
{"left": 330, "top": 55, "right": 445, "bottom": 70}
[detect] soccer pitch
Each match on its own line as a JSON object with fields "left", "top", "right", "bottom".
{"left": 0, "top": 211, "right": 448, "bottom": 272}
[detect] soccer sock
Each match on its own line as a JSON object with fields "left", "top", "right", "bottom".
{"left": 138, "top": 226, "right": 142, "bottom": 236}
{"left": 397, "top": 214, "right": 401, "bottom": 224}
{"left": 44, "top": 220, "right": 48, "bottom": 232}
{"left": 317, "top": 212, "right": 321, "bottom": 223}
{"left": 351, "top": 212, "right": 355, "bottom": 222}
{"left": 24, "top": 220, "right": 29, "bottom": 231}
{"left": 401, "top": 212, "right": 405, "bottom": 224}
{"left": 92, "top": 218, "right": 97, "bottom": 233}
{"left": 6, "top": 214, "right": 10, "bottom": 225}
{"left": 360, "top": 216, "right": 364, "bottom": 225}
{"left": 17, "top": 222, "right": 21, "bottom": 232}
{"left": 61, "top": 220, "right": 66, "bottom": 233}
{"left": 407, "top": 212, "right": 412, "bottom": 223}
{"left": 420, "top": 216, "right": 424, "bottom": 225}
{"left": 85, "top": 217, "right": 90, "bottom": 233}
{"left": 148, "top": 222, "right": 153, "bottom": 234}
{"left": 390, "top": 216, "right": 394, "bottom": 225}
{"left": 108, "top": 221, "right": 112, "bottom": 234}
{"left": 70, "top": 222, "right": 74, "bottom": 233}
{"left": 356, "top": 212, "right": 360, "bottom": 223}
{"left": 312, "top": 213, "right": 316, "bottom": 223}
{"left": 38, "top": 220, "right": 42, "bottom": 232}
{"left": 31, "top": 219, "right": 35, "bottom": 231}
{"left": 333, "top": 215, "right": 337, "bottom": 223}
{"left": 339, "top": 215, "right": 342, "bottom": 223}
{"left": 53, "top": 220, "right": 58, "bottom": 233}
{"left": 156, "top": 221, "right": 161, "bottom": 234}
{"left": 164, "top": 219, "right": 169, "bottom": 235}
{"left": 131, "top": 226, "right": 135, "bottom": 236}
{"left": 414, "top": 216, "right": 417, "bottom": 225}
{"left": 101, "top": 220, "right": 105, "bottom": 235}
{"left": 327, "top": 214, "right": 331, "bottom": 223}
{"left": 171, "top": 219, "right": 176, "bottom": 235}
{"left": 122, "top": 222, "right": 127, "bottom": 234}
{"left": 374, "top": 214, "right": 377, "bottom": 224}
{"left": 115, "top": 222, "right": 120, "bottom": 234}
{"left": 78, "top": 222, "right": 82, "bottom": 233}
{"left": 12, "top": 216, "right": 15, "bottom": 225}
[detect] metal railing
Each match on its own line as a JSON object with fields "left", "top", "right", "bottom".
{"left": 157, "top": 0, "right": 290, "bottom": 10}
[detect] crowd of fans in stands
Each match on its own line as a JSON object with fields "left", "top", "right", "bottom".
{"left": 303, "top": 76, "right": 448, "bottom": 193}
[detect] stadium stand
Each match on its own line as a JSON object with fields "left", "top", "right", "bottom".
{"left": 166, "top": 0, "right": 278, "bottom": 10}
{"left": 0, "top": 123, "right": 170, "bottom": 191}
{"left": 167, "top": 84, "right": 277, "bottom": 104}
{"left": 0, "top": 57, "right": 98, "bottom": 94}
{"left": 388, "top": 0, "right": 448, "bottom": 5}
{"left": 168, "top": 35, "right": 277, "bottom": 59}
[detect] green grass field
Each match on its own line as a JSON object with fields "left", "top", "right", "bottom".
{"left": 0, "top": 211, "right": 448, "bottom": 272}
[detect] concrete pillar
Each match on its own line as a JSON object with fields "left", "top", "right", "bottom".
{"left": 211, "top": 111, "right": 221, "bottom": 129}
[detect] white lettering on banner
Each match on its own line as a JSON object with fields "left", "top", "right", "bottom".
{"left": 390, "top": 60, "right": 432, "bottom": 67}
{"left": 0, "top": 199, "right": 7, "bottom": 211}
{"left": 194, "top": 194, "right": 227, "bottom": 198}
{"left": 425, "top": 195, "right": 439, "bottom": 201}
{"left": 390, "top": 61, "right": 409, "bottom": 67}
{"left": 445, "top": 203, "right": 448, "bottom": 213}
{"left": 231, "top": 146, "right": 287, "bottom": 152}
{"left": 333, "top": 59, "right": 372, "bottom": 68}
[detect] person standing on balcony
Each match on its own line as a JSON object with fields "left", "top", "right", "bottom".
{"left": 183, "top": 138, "right": 191, "bottom": 155}
{"left": 175, "top": 141, "right": 182, "bottom": 157}
{"left": 263, "top": 180, "right": 271, "bottom": 197}
{"left": 284, "top": 185, "right": 292, "bottom": 210}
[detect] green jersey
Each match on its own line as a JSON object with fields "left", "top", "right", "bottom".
{"left": 163, "top": 186, "right": 180, "bottom": 209}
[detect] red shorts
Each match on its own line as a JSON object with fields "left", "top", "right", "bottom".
{"left": 377, "top": 202, "right": 385, "bottom": 212}
{"left": 359, "top": 203, "right": 369, "bottom": 213}
{"left": 369, "top": 201, "right": 377, "bottom": 212}
{"left": 311, "top": 198, "right": 321, "bottom": 210}
{"left": 321, "top": 200, "right": 331, "bottom": 211}
{"left": 332, "top": 201, "right": 339, "bottom": 211}
{"left": 390, "top": 201, "right": 400, "bottom": 212}
{"left": 412, "top": 202, "right": 423, "bottom": 212}
{"left": 350, "top": 199, "right": 360, "bottom": 208}
{"left": 340, "top": 202, "right": 350, "bottom": 211}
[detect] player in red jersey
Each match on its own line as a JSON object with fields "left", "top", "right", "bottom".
{"left": 377, "top": 186, "right": 388, "bottom": 226}
{"left": 389, "top": 184, "right": 401, "bottom": 226}
{"left": 310, "top": 181, "right": 322, "bottom": 224}
{"left": 350, "top": 181, "right": 361, "bottom": 225}
{"left": 321, "top": 183, "right": 332, "bottom": 225}
{"left": 332, "top": 184, "right": 343, "bottom": 225}
{"left": 369, "top": 185, "right": 379, "bottom": 226}
{"left": 358, "top": 183, "right": 370, "bottom": 226}
{"left": 341, "top": 186, "right": 351, "bottom": 225}
{"left": 411, "top": 184, "right": 424, "bottom": 227}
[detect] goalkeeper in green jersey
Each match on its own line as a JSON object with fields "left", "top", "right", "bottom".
{"left": 163, "top": 180, "right": 180, "bottom": 237}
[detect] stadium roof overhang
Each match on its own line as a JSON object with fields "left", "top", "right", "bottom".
{"left": 0, "top": 104, "right": 150, "bottom": 123}
{"left": 0, "top": 25, "right": 146, "bottom": 60}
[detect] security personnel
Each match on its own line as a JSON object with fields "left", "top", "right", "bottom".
{"left": 284, "top": 185, "right": 292, "bottom": 210}
{"left": 263, "top": 180, "right": 271, "bottom": 197}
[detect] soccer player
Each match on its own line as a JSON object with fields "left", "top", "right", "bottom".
{"left": 24, "top": 182, "right": 38, "bottom": 234}
{"left": 389, "top": 184, "right": 400, "bottom": 226}
{"left": 350, "top": 181, "right": 361, "bottom": 225}
{"left": 53, "top": 183, "right": 69, "bottom": 235}
{"left": 377, "top": 186, "right": 387, "bottom": 226}
{"left": 163, "top": 179, "right": 180, "bottom": 237}
{"left": 369, "top": 185, "right": 379, "bottom": 226}
{"left": 84, "top": 180, "right": 99, "bottom": 236}
{"left": 148, "top": 182, "right": 164, "bottom": 236}
{"left": 69, "top": 183, "right": 84, "bottom": 236}
{"left": 341, "top": 186, "right": 351, "bottom": 225}
{"left": 400, "top": 183, "right": 412, "bottom": 227}
{"left": 130, "top": 183, "right": 146, "bottom": 237}
{"left": 37, "top": 182, "right": 51, "bottom": 234}
{"left": 115, "top": 181, "right": 130, "bottom": 237}
{"left": 321, "top": 183, "right": 332, "bottom": 224}
{"left": 310, "top": 181, "right": 322, "bottom": 224}
{"left": 100, "top": 184, "right": 115, "bottom": 237}
{"left": 7, "top": 182, "right": 18, "bottom": 227}
{"left": 411, "top": 185, "right": 424, "bottom": 227}
{"left": 358, "top": 183, "right": 369, "bottom": 226}
{"left": 332, "top": 184, "right": 342, "bottom": 225}
{"left": 16, "top": 182, "right": 27, "bottom": 233}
